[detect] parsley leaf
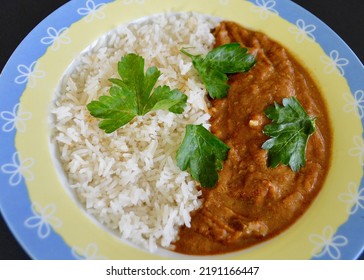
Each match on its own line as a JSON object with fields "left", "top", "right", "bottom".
{"left": 176, "top": 124, "right": 230, "bottom": 188}
{"left": 262, "top": 97, "right": 316, "bottom": 172}
{"left": 87, "top": 53, "right": 187, "bottom": 133}
{"left": 181, "top": 43, "right": 256, "bottom": 99}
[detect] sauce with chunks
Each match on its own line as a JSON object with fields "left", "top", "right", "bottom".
{"left": 173, "top": 21, "right": 332, "bottom": 255}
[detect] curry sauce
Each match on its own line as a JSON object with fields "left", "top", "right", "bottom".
{"left": 173, "top": 21, "right": 332, "bottom": 255}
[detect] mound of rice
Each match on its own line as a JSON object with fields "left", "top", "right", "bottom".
{"left": 52, "top": 12, "right": 219, "bottom": 252}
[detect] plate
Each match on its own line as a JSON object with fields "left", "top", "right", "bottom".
{"left": 0, "top": 0, "right": 363, "bottom": 260}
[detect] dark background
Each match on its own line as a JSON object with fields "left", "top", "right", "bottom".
{"left": 0, "top": 0, "right": 363, "bottom": 260}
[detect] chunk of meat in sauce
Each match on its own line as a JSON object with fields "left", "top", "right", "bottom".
{"left": 173, "top": 21, "right": 332, "bottom": 255}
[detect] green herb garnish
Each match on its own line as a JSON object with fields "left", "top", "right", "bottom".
{"left": 87, "top": 53, "right": 187, "bottom": 133}
{"left": 176, "top": 124, "right": 230, "bottom": 188}
{"left": 181, "top": 43, "right": 256, "bottom": 99}
{"left": 262, "top": 97, "right": 316, "bottom": 172}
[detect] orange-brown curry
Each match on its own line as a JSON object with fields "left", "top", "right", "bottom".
{"left": 173, "top": 21, "right": 332, "bottom": 255}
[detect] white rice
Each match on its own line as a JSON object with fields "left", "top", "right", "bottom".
{"left": 52, "top": 12, "right": 219, "bottom": 252}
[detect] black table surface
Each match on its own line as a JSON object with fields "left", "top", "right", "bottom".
{"left": 0, "top": 0, "right": 363, "bottom": 260}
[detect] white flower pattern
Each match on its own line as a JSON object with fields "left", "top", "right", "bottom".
{"left": 0, "top": 103, "right": 32, "bottom": 133}
{"left": 14, "top": 61, "right": 46, "bottom": 88}
{"left": 309, "top": 226, "right": 348, "bottom": 259}
{"left": 40, "top": 27, "right": 71, "bottom": 51}
{"left": 320, "top": 50, "right": 349, "bottom": 76}
{"left": 348, "top": 136, "right": 364, "bottom": 165}
{"left": 0, "top": 152, "right": 35, "bottom": 186}
{"left": 77, "top": 0, "right": 106, "bottom": 22}
{"left": 71, "top": 243, "right": 107, "bottom": 260}
{"left": 343, "top": 90, "right": 364, "bottom": 119}
{"left": 338, "top": 182, "right": 364, "bottom": 214}
{"left": 251, "top": 0, "right": 278, "bottom": 20}
{"left": 288, "top": 19, "right": 316, "bottom": 43}
{"left": 24, "top": 202, "right": 62, "bottom": 239}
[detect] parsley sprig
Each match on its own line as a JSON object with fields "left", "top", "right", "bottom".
{"left": 87, "top": 53, "right": 187, "bottom": 133}
{"left": 176, "top": 124, "right": 230, "bottom": 188}
{"left": 181, "top": 43, "right": 256, "bottom": 99}
{"left": 262, "top": 97, "right": 316, "bottom": 172}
